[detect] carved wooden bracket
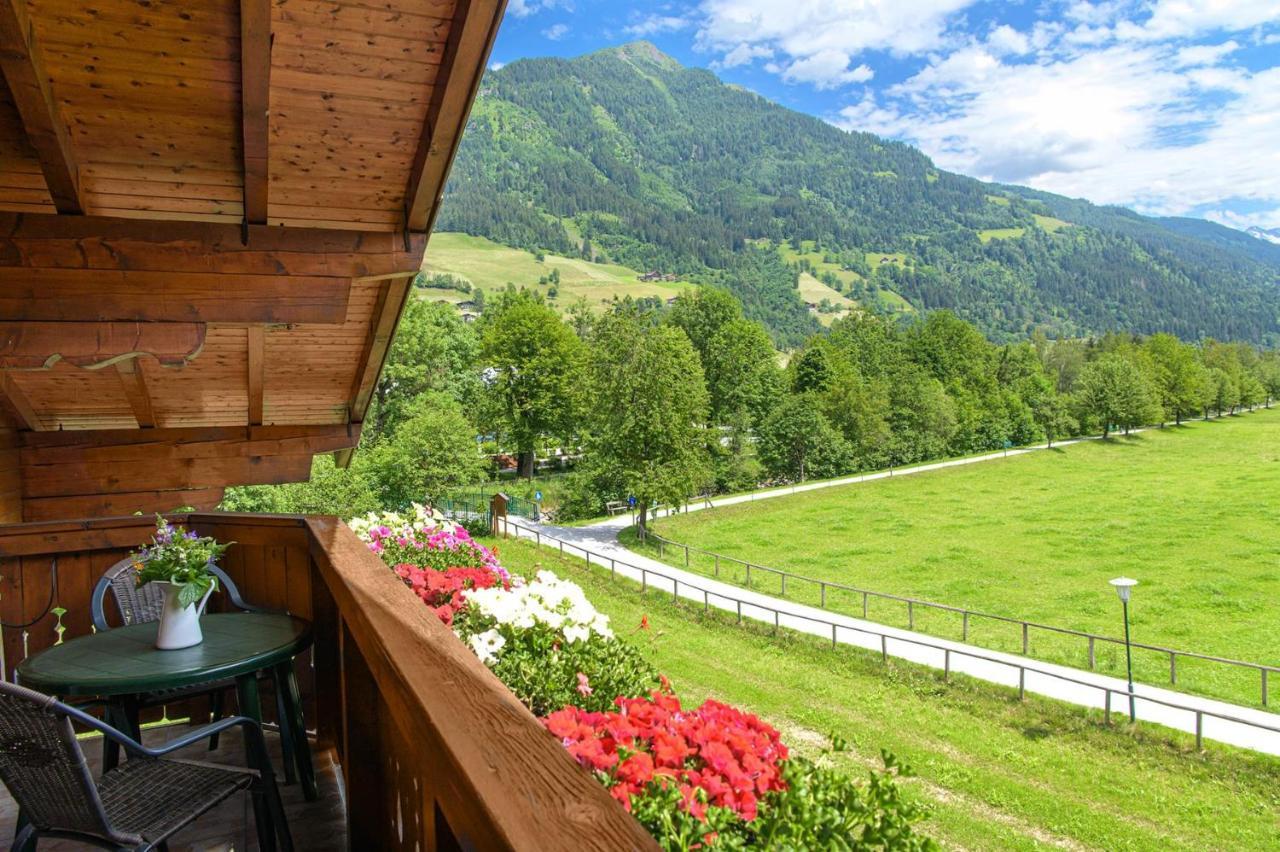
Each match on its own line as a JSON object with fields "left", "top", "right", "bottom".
{"left": 0, "top": 322, "right": 206, "bottom": 369}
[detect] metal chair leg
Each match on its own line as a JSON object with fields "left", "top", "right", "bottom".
{"left": 8, "top": 822, "right": 35, "bottom": 852}
{"left": 208, "top": 689, "right": 226, "bottom": 751}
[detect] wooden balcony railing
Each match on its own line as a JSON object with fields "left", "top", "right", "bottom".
{"left": 0, "top": 513, "right": 657, "bottom": 851}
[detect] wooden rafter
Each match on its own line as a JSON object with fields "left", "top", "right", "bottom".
{"left": 247, "top": 325, "right": 265, "bottom": 426}
{"left": 335, "top": 276, "right": 411, "bottom": 467}
{"left": 403, "top": 0, "right": 507, "bottom": 232}
{"left": 0, "top": 372, "right": 39, "bottom": 430}
{"left": 240, "top": 0, "right": 271, "bottom": 225}
{"left": 0, "top": 0, "right": 81, "bottom": 213}
{"left": 115, "top": 358, "right": 156, "bottom": 429}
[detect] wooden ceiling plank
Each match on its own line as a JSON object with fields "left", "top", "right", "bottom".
{"left": 404, "top": 0, "right": 506, "bottom": 232}
{"left": 0, "top": 321, "right": 206, "bottom": 369}
{"left": 115, "top": 358, "right": 156, "bottom": 429}
{"left": 0, "top": 276, "right": 352, "bottom": 324}
{"left": 22, "top": 488, "right": 225, "bottom": 523}
{"left": 0, "top": 0, "right": 82, "bottom": 213}
{"left": 335, "top": 276, "right": 410, "bottom": 467}
{"left": 241, "top": 0, "right": 271, "bottom": 225}
{"left": 247, "top": 325, "right": 265, "bottom": 426}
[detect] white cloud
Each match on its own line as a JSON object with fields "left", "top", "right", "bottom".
{"left": 1173, "top": 40, "right": 1239, "bottom": 67}
{"left": 1130, "top": 0, "right": 1280, "bottom": 39}
{"left": 489, "top": 61, "right": 506, "bottom": 72}
{"left": 624, "top": 15, "right": 692, "bottom": 37}
{"left": 542, "top": 23, "right": 569, "bottom": 40}
{"left": 508, "top": 0, "right": 572, "bottom": 19}
{"left": 783, "top": 51, "right": 873, "bottom": 88}
{"left": 695, "top": 0, "right": 977, "bottom": 87}
{"left": 836, "top": 42, "right": 1280, "bottom": 221}
{"left": 987, "top": 25, "right": 1031, "bottom": 56}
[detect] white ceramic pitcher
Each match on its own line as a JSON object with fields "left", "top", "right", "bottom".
{"left": 154, "top": 582, "right": 215, "bottom": 650}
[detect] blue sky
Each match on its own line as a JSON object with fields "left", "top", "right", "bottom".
{"left": 491, "top": 1, "right": 1280, "bottom": 233}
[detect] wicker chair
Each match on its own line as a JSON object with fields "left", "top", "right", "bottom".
{"left": 0, "top": 680, "right": 291, "bottom": 851}
{"left": 90, "top": 556, "right": 308, "bottom": 788}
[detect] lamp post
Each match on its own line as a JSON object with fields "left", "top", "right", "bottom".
{"left": 1110, "top": 577, "right": 1138, "bottom": 722}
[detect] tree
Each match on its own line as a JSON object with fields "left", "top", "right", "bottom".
{"left": 478, "top": 291, "right": 585, "bottom": 477}
{"left": 1031, "top": 392, "right": 1076, "bottom": 448}
{"left": 1075, "top": 355, "right": 1159, "bottom": 436}
{"left": 368, "top": 299, "right": 480, "bottom": 440}
{"left": 703, "top": 318, "right": 784, "bottom": 426}
{"left": 221, "top": 455, "right": 381, "bottom": 519}
{"left": 757, "top": 394, "right": 853, "bottom": 482}
{"left": 1144, "top": 333, "right": 1206, "bottom": 425}
{"left": 667, "top": 286, "right": 743, "bottom": 366}
{"left": 588, "top": 314, "right": 711, "bottom": 529}
{"left": 362, "top": 394, "right": 487, "bottom": 507}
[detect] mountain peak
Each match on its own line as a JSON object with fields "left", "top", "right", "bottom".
{"left": 597, "top": 40, "right": 681, "bottom": 69}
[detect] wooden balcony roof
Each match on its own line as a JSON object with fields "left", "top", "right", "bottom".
{"left": 0, "top": 0, "right": 507, "bottom": 523}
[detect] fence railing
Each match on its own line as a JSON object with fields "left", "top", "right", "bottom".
{"left": 499, "top": 518, "right": 1280, "bottom": 755}
{"left": 632, "top": 526, "right": 1277, "bottom": 708}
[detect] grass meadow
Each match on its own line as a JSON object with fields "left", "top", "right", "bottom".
{"left": 494, "top": 536, "right": 1280, "bottom": 851}
{"left": 632, "top": 409, "right": 1280, "bottom": 706}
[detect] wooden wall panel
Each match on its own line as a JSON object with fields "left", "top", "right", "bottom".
{"left": 0, "top": 424, "right": 18, "bottom": 522}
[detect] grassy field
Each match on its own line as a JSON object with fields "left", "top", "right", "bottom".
{"left": 421, "top": 232, "right": 691, "bottom": 309}
{"left": 637, "top": 410, "right": 1280, "bottom": 705}
{"left": 491, "top": 536, "right": 1280, "bottom": 850}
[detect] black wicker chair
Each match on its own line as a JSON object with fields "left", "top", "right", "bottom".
{"left": 90, "top": 556, "right": 308, "bottom": 789}
{"left": 0, "top": 680, "right": 291, "bottom": 851}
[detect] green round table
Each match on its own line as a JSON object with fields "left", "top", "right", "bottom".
{"left": 17, "top": 612, "right": 316, "bottom": 799}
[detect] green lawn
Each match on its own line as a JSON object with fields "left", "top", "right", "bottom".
{"left": 977, "top": 227, "right": 1026, "bottom": 243}
{"left": 421, "top": 232, "right": 691, "bottom": 310}
{"left": 638, "top": 410, "right": 1280, "bottom": 706}
{"left": 491, "top": 536, "right": 1280, "bottom": 851}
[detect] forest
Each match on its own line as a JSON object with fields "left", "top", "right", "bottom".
{"left": 436, "top": 42, "right": 1280, "bottom": 348}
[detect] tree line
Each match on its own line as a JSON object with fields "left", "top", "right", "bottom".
{"left": 224, "top": 285, "right": 1280, "bottom": 524}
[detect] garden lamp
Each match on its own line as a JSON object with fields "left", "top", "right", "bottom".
{"left": 1109, "top": 577, "right": 1138, "bottom": 722}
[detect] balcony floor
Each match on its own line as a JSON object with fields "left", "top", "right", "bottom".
{"left": 0, "top": 724, "right": 346, "bottom": 851}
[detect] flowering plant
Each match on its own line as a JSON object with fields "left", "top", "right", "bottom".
{"left": 131, "top": 515, "right": 229, "bottom": 608}
{"left": 545, "top": 683, "right": 788, "bottom": 822}
{"left": 393, "top": 563, "right": 507, "bottom": 626}
{"left": 351, "top": 504, "right": 505, "bottom": 579}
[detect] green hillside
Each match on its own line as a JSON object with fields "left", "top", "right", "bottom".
{"left": 439, "top": 41, "right": 1280, "bottom": 346}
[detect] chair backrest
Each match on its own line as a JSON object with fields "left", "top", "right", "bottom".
{"left": 91, "top": 554, "right": 250, "bottom": 632}
{"left": 0, "top": 681, "right": 134, "bottom": 845}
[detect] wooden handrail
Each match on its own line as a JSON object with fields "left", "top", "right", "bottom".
{"left": 305, "top": 516, "right": 656, "bottom": 851}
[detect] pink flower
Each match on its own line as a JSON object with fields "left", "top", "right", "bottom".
{"left": 576, "top": 672, "right": 593, "bottom": 696}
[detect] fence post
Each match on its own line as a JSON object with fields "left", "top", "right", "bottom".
{"left": 1022, "top": 622, "right": 1029, "bottom": 655}
{"left": 610, "top": 558, "right": 616, "bottom": 579}
{"left": 745, "top": 564, "right": 752, "bottom": 588}
{"left": 774, "top": 610, "right": 779, "bottom": 634}
{"left": 673, "top": 580, "right": 679, "bottom": 603}
{"left": 1088, "top": 637, "right": 1096, "bottom": 670}
{"left": 704, "top": 590, "right": 709, "bottom": 614}
{"left": 1169, "top": 652, "right": 1177, "bottom": 685}
{"left": 944, "top": 649, "right": 950, "bottom": 682}
{"left": 1264, "top": 669, "right": 1270, "bottom": 707}
{"left": 780, "top": 573, "right": 787, "bottom": 596}
{"left": 820, "top": 583, "right": 827, "bottom": 608}
{"left": 1018, "top": 667, "right": 1026, "bottom": 700}
{"left": 962, "top": 611, "right": 969, "bottom": 642}
{"left": 684, "top": 545, "right": 689, "bottom": 568}
{"left": 714, "top": 554, "right": 720, "bottom": 577}
{"left": 560, "top": 540, "right": 564, "bottom": 554}
{"left": 535, "top": 530, "right": 540, "bottom": 546}
{"left": 881, "top": 635, "right": 888, "bottom": 663}
{"left": 862, "top": 592, "right": 869, "bottom": 619}
{"left": 907, "top": 601, "right": 914, "bottom": 630}
{"left": 737, "top": 601, "right": 742, "bottom": 625}
{"left": 1104, "top": 690, "right": 1112, "bottom": 725}
{"left": 659, "top": 540, "right": 665, "bottom": 558}
{"left": 641, "top": 570, "right": 647, "bottom": 593}
{"left": 1195, "top": 711, "right": 1203, "bottom": 750}
{"left": 831, "top": 623, "right": 837, "bottom": 648}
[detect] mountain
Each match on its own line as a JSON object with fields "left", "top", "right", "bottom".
{"left": 438, "top": 42, "right": 1280, "bottom": 346}
{"left": 1247, "top": 226, "right": 1280, "bottom": 246}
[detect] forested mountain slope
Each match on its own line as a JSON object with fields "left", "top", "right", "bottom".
{"left": 438, "top": 41, "right": 1280, "bottom": 346}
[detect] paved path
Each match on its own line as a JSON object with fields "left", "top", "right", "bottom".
{"left": 512, "top": 429, "right": 1280, "bottom": 756}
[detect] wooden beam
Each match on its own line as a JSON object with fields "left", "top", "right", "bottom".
{"left": 0, "top": 322, "right": 205, "bottom": 369}
{"left": 240, "top": 0, "right": 270, "bottom": 224}
{"left": 0, "top": 0, "right": 81, "bottom": 213}
{"left": 0, "top": 274, "right": 352, "bottom": 325}
{"left": 115, "top": 358, "right": 156, "bottom": 428}
{"left": 0, "top": 212, "right": 425, "bottom": 271}
{"left": 21, "top": 424, "right": 360, "bottom": 460}
{"left": 335, "top": 277, "right": 411, "bottom": 467}
{"left": 247, "top": 325, "right": 265, "bottom": 425}
{"left": 23, "top": 488, "right": 225, "bottom": 523}
{"left": 0, "top": 423, "right": 20, "bottom": 523}
{"left": 403, "top": 0, "right": 507, "bottom": 232}
{"left": 0, "top": 372, "right": 40, "bottom": 430}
